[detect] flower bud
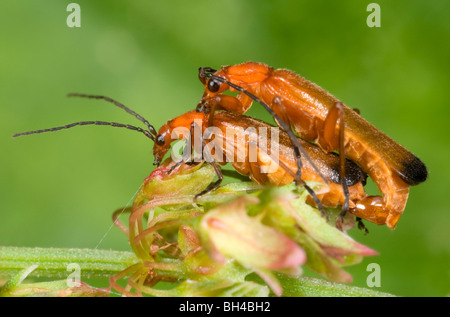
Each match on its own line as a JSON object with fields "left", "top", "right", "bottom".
{"left": 200, "top": 196, "right": 306, "bottom": 271}
{"left": 133, "top": 159, "right": 216, "bottom": 206}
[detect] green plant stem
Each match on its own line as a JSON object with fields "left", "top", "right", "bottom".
{"left": 248, "top": 273, "right": 395, "bottom": 297}
{"left": 0, "top": 246, "right": 395, "bottom": 297}
{"left": 0, "top": 246, "right": 138, "bottom": 280}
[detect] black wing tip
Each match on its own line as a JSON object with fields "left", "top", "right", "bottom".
{"left": 399, "top": 156, "right": 428, "bottom": 186}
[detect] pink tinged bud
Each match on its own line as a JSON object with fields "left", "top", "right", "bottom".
{"left": 287, "top": 197, "right": 378, "bottom": 257}
{"left": 200, "top": 197, "right": 306, "bottom": 271}
{"left": 260, "top": 188, "right": 378, "bottom": 283}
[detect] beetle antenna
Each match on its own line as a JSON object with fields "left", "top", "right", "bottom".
{"left": 12, "top": 121, "right": 155, "bottom": 141}
{"left": 67, "top": 93, "right": 157, "bottom": 136}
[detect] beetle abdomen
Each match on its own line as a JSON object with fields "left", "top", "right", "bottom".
{"left": 397, "top": 155, "right": 428, "bottom": 186}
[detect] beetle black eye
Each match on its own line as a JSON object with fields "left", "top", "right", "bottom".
{"left": 156, "top": 134, "right": 165, "bottom": 146}
{"left": 207, "top": 79, "right": 221, "bottom": 93}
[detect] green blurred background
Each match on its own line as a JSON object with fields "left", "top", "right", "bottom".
{"left": 1, "top": 1, "right": 448, "bottom": 296}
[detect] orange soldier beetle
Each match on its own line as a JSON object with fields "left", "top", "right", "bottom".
{"left": 153, "top": 109, "right": 369, "bottom": 229}
{"left": 197, "top": 62, "right": 428, "bottom": 229}
{"left": 13, "top": 94, "right": 369, "bottom": 229}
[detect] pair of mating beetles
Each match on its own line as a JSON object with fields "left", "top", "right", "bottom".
{"left": 14, "top": 62, "right": 428, "bottom": 230}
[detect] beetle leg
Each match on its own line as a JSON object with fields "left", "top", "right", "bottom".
{"left": 235, "top": 92, "right": 254, "bottom": 113}
{"left": 271, "top": 96, "right": 291, "bottom": 130}
{"left": 320, "top": 102, "right": 341, "bottom": 152}
{"left": 215, "top": 94, "right": 247, "bottom": 114}
{"left": 166, "top": 160, "right": 184, "bottom": 175}
{"left": 201, "top": 94, "right": 248, "bottom": 128}
{"left": 356, "top": 217, "right": 369, "bottom": 234}
{"left": 318, "top": 102, "right": 350, "bottom": 230}
{"left": 336, "top": 102, "right": 350, "bottom": 231}
{"left": 270, "top": 96, "right": 331, "bottom": 219}
{"left": 193, "top": 140, "right": 224, "bottom": 201}
{"left": 166, "top": 141, "right": 194, "bottom": 175}
{"left": 271, "top": 97, "right": 304, "bottom": 183}
{"left": 181, "top": 121, "right": 223, "bottom": 200}
{"left": 249, "top": 137, "right": 329, "bottom": 220}
{"left": 193, "top": 162, "right": 223, "bottom": 200}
